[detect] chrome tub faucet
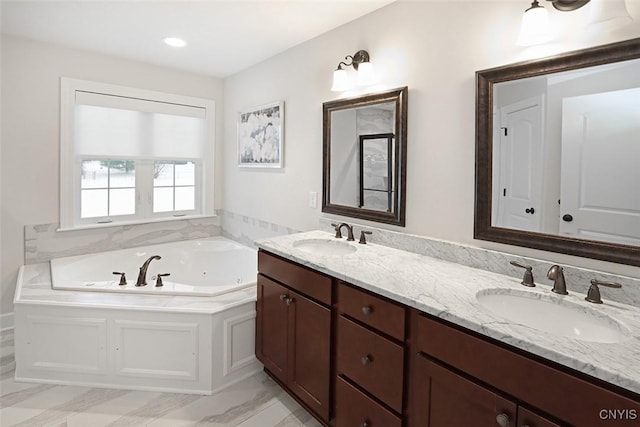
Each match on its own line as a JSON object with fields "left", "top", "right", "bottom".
{"left": 136, "top": 255, "right": 161, "bottom": 286}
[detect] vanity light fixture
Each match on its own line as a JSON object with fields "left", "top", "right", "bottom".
{"left": 517, "top": 0, "right": 594, "bottom": 46}
{"left": 331, "top": 49, "right": 375, "bottom": 91}
{"left": 163, "top": 37, "right": 187, "bottom": 48}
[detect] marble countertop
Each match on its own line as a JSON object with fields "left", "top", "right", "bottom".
{"left": 256, "top": 230, "right": 640, "bottom": 395}
{"left": 14, "top": 263, "right": 256, "bottom": 315}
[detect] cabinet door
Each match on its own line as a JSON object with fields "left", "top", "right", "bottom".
{"left": 288, "top": 289, "right": 332, "bottom": 421}
{"left": 411, "top": 354, "right": 517, "bottom": 427}
{"left": 256, "top": 275, "right": 289, "bottom": 384}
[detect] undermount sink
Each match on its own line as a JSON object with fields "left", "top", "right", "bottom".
{"left": 476, "top": 289, "right": 630, "bottom": 343}
{"left": 292, "top": 238, "right": 357, "bottom": 256}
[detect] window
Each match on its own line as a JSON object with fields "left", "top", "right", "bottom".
{"left": 60, "top": 78, "right": 214, "bottom": 229}
{"left": 153, "top": 160, "right": 196, "bottom": 213}
{"left": 81, "top": 160, "right": 136, "bottom": 219}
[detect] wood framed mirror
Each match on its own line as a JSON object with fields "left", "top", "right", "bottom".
{"left": 323, "top": 87, "right": 408, "bottom": 226}
{"left": 475, "top": 38, "right": 640, "bottom": 266}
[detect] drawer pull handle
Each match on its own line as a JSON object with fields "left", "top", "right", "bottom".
{"left": 496, "top": 413, "right": 510, "bottom": 427}
{"left": 361, "top": 305, "right": 373, "bottom": 315}
{"left": 361, "top": 355, "right": 372, "bottom": 366}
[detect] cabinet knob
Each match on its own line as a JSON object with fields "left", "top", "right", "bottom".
{"left": 361, "top": 305, "right": 373, "bottom": 315}
{"left": 361, "top": 355, "right": 372, "bottom": 366}
{"left": 280, "top": 294, "right": 287, "bottom": 302}
{"left": 285, "top": 297, "right": 294, "bottom": 306}
{"left": 496, "top": 413, "right": 510, "bottom": 427}
{"left": 360, "top": 421, "right": 369, "bottom": 427}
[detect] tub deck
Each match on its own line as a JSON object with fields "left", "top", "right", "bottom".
{"left": 16, "top": 262, "right": 256, "bottom": 313}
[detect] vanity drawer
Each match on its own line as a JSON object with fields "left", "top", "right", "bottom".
{"left": 335, "top": 376, "right": 401, "bottom": 427}
{"left": 337, "top": 315, "right": 404, "bottom": 412}
{"left": 414, "top": 311, "right": 640, "bottom": 427}
{"left": 338, "top": 281, "right": 405, "bottom": 340}
{"left": 258, "top": 250, "right": 332, "bottom": 305}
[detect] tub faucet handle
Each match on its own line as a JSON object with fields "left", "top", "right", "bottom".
{"left": 155, "top": 273, "right": 170, "bottom": 287}
{"left": 112, "top": 271, "right": 127, "bottom": 286}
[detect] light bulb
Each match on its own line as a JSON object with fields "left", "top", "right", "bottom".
{"left": 331, "top": 68, "right": 349, "bottom": 92}
{"left": 517, "top": 1, "right": 553, "bottom": 46}
{"left": 356, "top": 62, "right": 375, "bottom": 86}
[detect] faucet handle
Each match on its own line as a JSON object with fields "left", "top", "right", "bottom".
{"left": 359, "top": 231, "right": 372, "bottom": 244}
{"left": 112, "top": 272, "right": 127, "bottom": 286}
{"left": 585, "top": 279, "right": 622, "bottom": 304}
{"left": 155, "top": 273, "right": 170, "bottom": 287}
{"left": 509, "top": 261, "right": 534, "bottom": 287}
{"left": 331, "top": 223, "right": 343, "bottom": 239}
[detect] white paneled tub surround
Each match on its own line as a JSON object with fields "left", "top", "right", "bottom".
{"left": 13, "top": 237, "right": 261, "bottom": 395}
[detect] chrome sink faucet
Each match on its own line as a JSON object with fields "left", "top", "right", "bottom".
{"left": 547, "top": 265, "right": 568, "bottom": 295}
{"left": 136, "top": 255, "right": 161, "bottom": 286}
{"left": 331, "top": 222, "right": 355, "bottom": 241}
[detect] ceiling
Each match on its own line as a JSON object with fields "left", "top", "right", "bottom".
{"left": 1, "top": 0, "right": 396, "bottom": 78}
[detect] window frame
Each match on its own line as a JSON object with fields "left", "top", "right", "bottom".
{"left": 60, "top": 78, "right": 215, "bottom": 230}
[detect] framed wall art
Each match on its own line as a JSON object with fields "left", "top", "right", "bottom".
{"left": 237, "top": 100, "right": 284, "bottom": 168}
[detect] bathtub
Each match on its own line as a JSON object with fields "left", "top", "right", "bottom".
{"left": 50, "top": 236, "right": 257, "bottom": 297}
{"left": 14, "top": 236, "right": 262, "bottom": 395}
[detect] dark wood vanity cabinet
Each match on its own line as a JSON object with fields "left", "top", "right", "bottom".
{"left": 257, "top": 251, "right": 639, "bottom": 427}
{"left": 408, "top": 310, "right": 640, "bottom": 427}
{"left": 256, "top": 251, "right": 332, "bottom": 422}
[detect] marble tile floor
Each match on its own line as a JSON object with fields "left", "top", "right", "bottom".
{"left": 0, "top": 330, "right": 322, "bottom": 427}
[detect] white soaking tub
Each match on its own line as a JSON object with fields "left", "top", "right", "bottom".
{"left": 50, "top": 236, "right": 257, "bottom": 297}
{"left": 14, "top": 236, "right": 261, "bottom": 395}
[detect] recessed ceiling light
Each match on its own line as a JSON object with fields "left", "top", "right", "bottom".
{"left": 163, "top": 37, "right": 187, "bottom": 48}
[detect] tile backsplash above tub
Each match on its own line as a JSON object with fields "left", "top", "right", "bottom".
{"left": 25, "top": 216, "right": 221, "bottom": 264}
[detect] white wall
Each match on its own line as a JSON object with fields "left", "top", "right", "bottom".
{"left": 0, "top": 35, "right": 224, "bottom": 317}
{"left": 222, "top": 1, "right": 640, "bottom": 275}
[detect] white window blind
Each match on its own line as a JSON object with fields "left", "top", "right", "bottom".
{"left": 74, "top": 91, "right": 206, "bottom": 159}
